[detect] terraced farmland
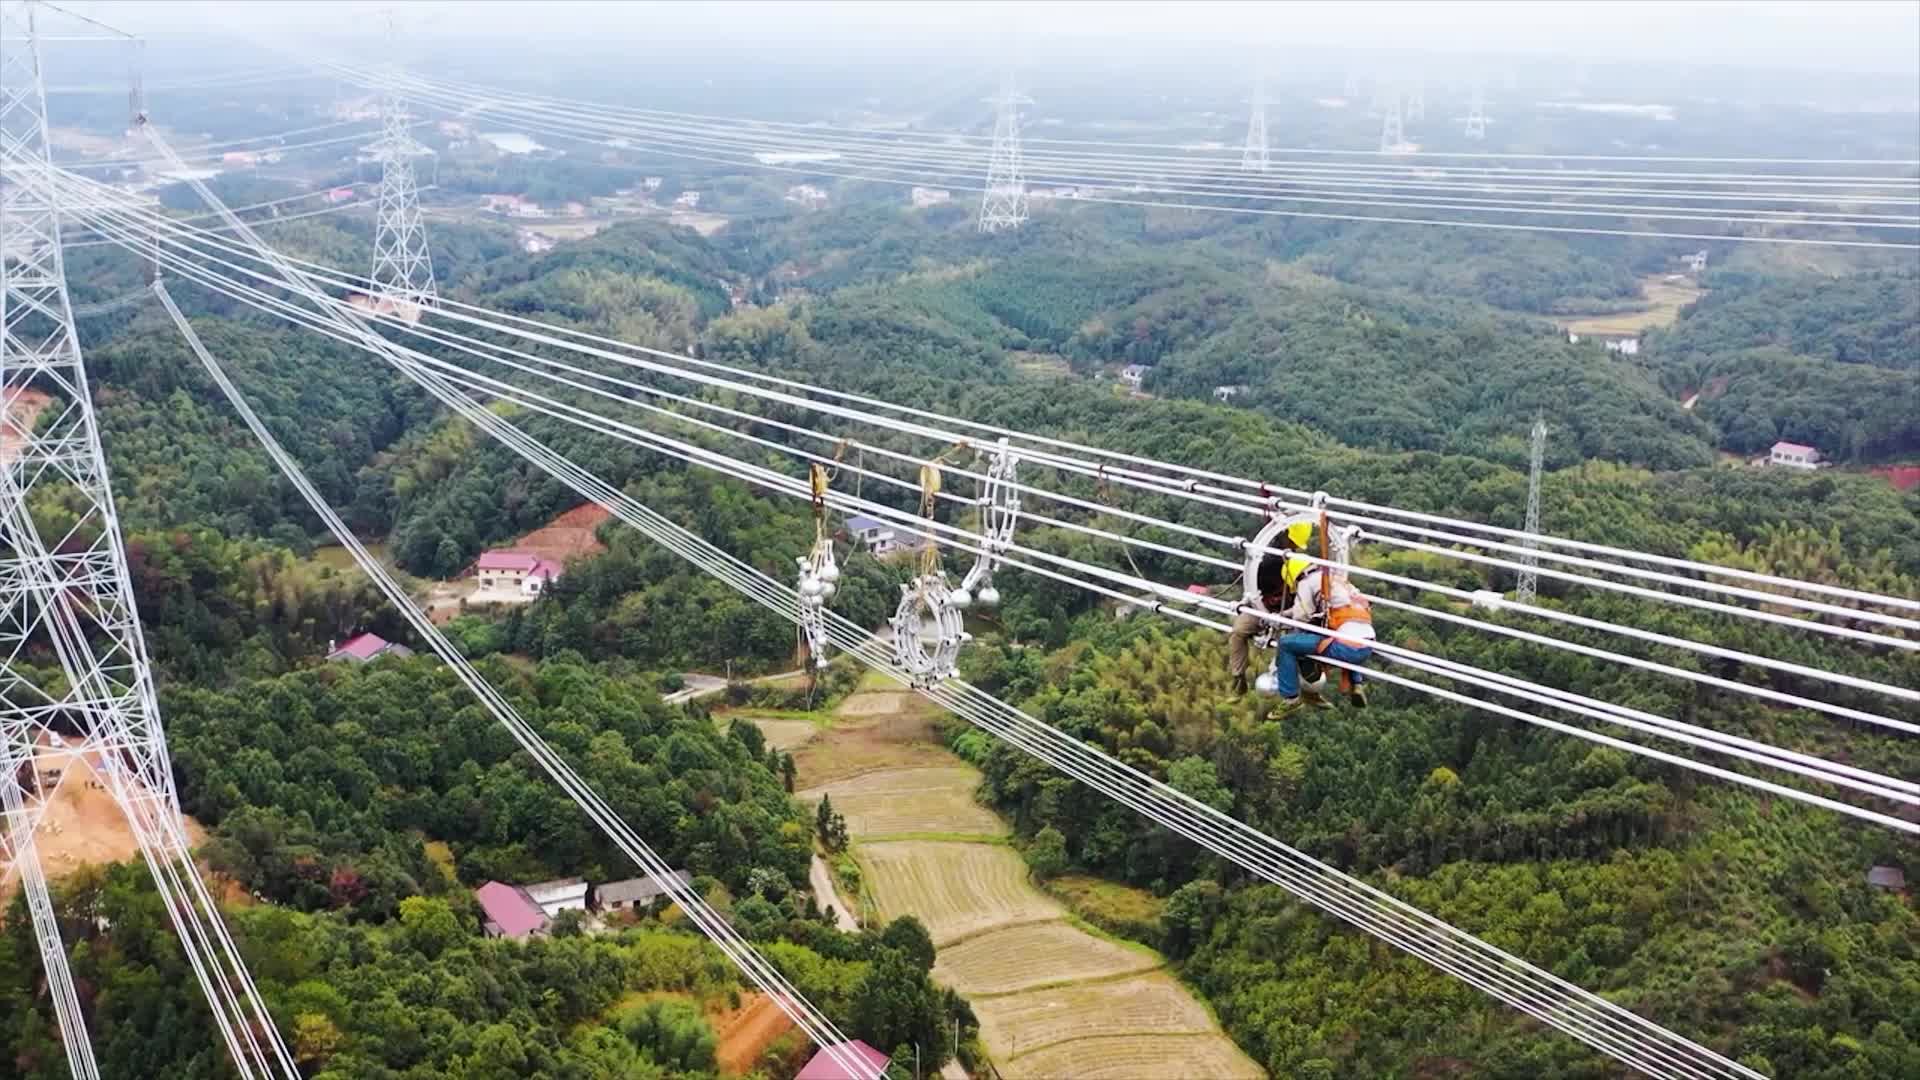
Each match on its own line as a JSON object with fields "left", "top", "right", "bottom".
{"left": 934, "top": 920, "right": 1157, "bottom": 995}
{"left": 1008, "top": 1032, "right": 1266, "bottom": 1079}
{"left": 802, "top": 766, "right": 1006, "bottom": 839}
{"left": 766, "top": 685, "right": 1261, "bottom": 1079}
{"left": 739, "top": 717, "right": 820, "bottom": 752}
{"left": 974, "top": 971, "right": 1228, "bottom": 1063}
{"left": 859, "top": 841, "right": 1059, "bottom": 946}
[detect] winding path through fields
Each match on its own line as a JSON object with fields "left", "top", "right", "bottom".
{"left": 779, "top": 684, "right": 1262, "bottom": 1079}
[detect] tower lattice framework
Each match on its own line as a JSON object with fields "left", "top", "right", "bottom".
{"left": 1518, "top": 417, "right": 1547, "bottom": 603}
{"left": 368, "top": 80, "right": 436, "bottom": 308}
{"left": 1242, "top": 74, "right": 1269, "bottom": 172}
{"left": 3, "top": 4, "right": 294, "bottom": 1075}
{"left": 978, "top": 72, "right": 1032, "bottom": 233}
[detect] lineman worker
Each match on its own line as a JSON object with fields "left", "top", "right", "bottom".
{"left": 1228, "top": 519, "right": 1313, "bottom": 694}
{"left": 1269, "top": 559, "right": 1375, "bottom": 712}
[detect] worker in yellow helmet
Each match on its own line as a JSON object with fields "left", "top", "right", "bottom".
{"left": 1227, "top": 519, "right": 1313, "bottom": 694}
{"left": 1268, "top": 561, "right": 1376, "bottom": 714}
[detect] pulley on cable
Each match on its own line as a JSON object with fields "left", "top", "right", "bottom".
{"left": 949, "top": 437, "right": 1019, "bottom": 611}
{"left": 891, "top": 453, "right": 969, "bottom": 688}
{"left": 796, "top": 462, "right": 841, "bottom": 669}
{"left": 1242, "top": 491, "right": 1325, "bottom": 653}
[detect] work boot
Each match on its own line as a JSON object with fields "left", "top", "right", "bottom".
{"left": 1231, "top": 673, "right": 1249, "bottom": 695}
{"left": 1302, "top": 678, "right": 1330, "bottom": 707}
{"left": 1266, "top": 696, "right": 1304, "bottom": 720}
{"left": 1350, "top": 684, "right": 1369, "bottom": 709}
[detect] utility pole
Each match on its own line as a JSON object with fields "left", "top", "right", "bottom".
{"left": 1518, "top": 417, "right": 1546, "bottom": 603}
{"left": 977, "top": 71, "right": 1031, "bottom": 233}
{"left": 1465, "top": 81, "right": 1488, "bottom": 140}
{"left": 367, "top": 10, "right": 436, "bottom": 312}
{"left": 1242, "top": 72, "right": 1269, "bottom": 172}
{"left": 1379, "top": 89, "right": 1404, "bottom": 153}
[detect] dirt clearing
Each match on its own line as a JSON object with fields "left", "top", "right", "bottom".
{"left": 5, "top": 738, "right": 207, "bottom": 903}
{"left": 511, "top": 503, "right": 612, "bottom": 564}
{"left": 712, "top": 991, "right": 796, "bottom": 1075}
{"left": 1, "top": 387, "right": 52, "bottom": 466}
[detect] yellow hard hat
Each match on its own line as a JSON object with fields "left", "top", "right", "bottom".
{"left": 1285, "top": 520, "right": 1313, "bottom": 549}
{"left": 1281, "top": 556, "right": 1310, "bottom": 590}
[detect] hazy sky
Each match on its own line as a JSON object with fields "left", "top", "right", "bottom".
{"left": 62, "top": 1, "right": 1920, "bottom": 76}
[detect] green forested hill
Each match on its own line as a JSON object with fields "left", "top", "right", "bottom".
{"left": 1292, "top": 223, "right": 1657, "bottom": 313}
{"left": 1655, "top": 269, "right": 1920, "bottom": 371}
{"left": 1640, "top": 269, "right": 1920, "bottom": 463}
{"left": 783, "top": 231, "right": 1718, "bottom": 470}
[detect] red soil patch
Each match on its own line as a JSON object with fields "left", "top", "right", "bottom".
{"left": 509, "top": 503, "right": 612, "bottom": 565}
{"left": 1869, "top": 465, "right": 1920, "bottom": 491}
{"left": 712, "top": 991, "right": 797, "bottom": 1076}
{"left": 1, "top": 386, "right": 53, "bottom": 465}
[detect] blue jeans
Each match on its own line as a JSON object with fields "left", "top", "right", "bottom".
{"left": 1273, "top": 633, "right": 1371, "bottom": 697}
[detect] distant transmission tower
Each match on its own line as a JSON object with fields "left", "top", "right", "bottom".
{"left": 367, "top": 19, "right": 435, "bottom": 309}
{"left": 1465, "top": 81, "right": 1488, "bottom": 139}
{"left": 978, "top": 72, "right": 1032, "bottom": 232}
{"left": 1517, "top": 417, "right": 1547, "bottom": 603}
{"left": 1242, "top": 73, "right": 1269, "bottom": 172}
{"left": 1379, "top": 90, "right": 1404, "bottom": 153}
{"left": 1405, "top": 77, "right": 1425, "bottom": 123}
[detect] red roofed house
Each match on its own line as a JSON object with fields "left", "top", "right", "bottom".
{"left": 324, "top": 186, "right": 357, "bottom": 204}
{"left": 474, "top": 881, "right": 549, "bottom": 939}
{"left": 326, "top": 632, "right": 413, "bottom": 663}
{"left": 794, "top": 1039, "right": 890, "bottom": 1080}
{"left": 1768, "top": 441, "right": 1822, "bottom": 470}
{"left": 474, "top": 550, "right": 565, "bottom": 597}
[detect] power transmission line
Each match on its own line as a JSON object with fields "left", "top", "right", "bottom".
{"left": 69, "top": 197, "right": 1919, "bottom": 830}
{"left": 109, "top": 195, "right": 1774, "bottom": 1076}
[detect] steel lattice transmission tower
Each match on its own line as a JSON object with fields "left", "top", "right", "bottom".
{"left": 1242, "top": 73, "right": 1269, "bottom": 172}
{"left": 3, "top": 5, "right": 292, "bottom": 1074}
{"left": 1465, "top": 81, "right": 1489, "bottom": 139}
{"left": 977, "top": 72, "right": 1032, "bottom": 233}
{"left": 1405, "top": 77, "right": 1425, "bottom": 123}
{"left": 367, "top": 69, "right": 436, "bottom": 309}
{"left": 1517, "top": 417, "right": 1547, "bottom": 603}
{"left": 1379, "top": 89, "right": 1405, "bottom": 153}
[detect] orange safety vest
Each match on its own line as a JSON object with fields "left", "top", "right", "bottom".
{"left": 1315, "top": 585, "right": 1375, "bottom": 652}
